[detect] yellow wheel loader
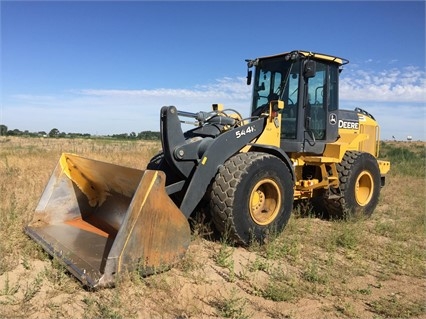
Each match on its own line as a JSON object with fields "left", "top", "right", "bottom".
{"left": 25, "top": 50, "right": 390, "bottom": 288}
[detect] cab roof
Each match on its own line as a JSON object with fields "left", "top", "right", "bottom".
{"left": 258, "top": 50, "right": 349, "bottom": 66}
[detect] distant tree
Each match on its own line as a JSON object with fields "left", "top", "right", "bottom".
{"left": 49, "top": 128, "right": 60, "bottom": 137}
{"left": 0, "top": 124, "right": 7, "bottom": 136}
{"left": 8, "top": 129, "right": 23, "bottom": 136}
{"left": 115, "top": 133, "right": 129, "bottom": 139}
{"left": 137, "top": 131, "right": 160, "bottom": 140}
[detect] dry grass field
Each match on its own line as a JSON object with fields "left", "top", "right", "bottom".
{"left": 0, "top": 136, "right": 425, "bottom": 319}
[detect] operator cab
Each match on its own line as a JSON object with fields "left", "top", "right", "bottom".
{"left": 248, "top": 50, "right": 349, "bottom": 154}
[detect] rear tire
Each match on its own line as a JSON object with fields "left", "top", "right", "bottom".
{"left": 210, "top": 152, "right": 293, "bottom": 245}
{"left": 325, "top": 151, "right": 381, "bottom": 219}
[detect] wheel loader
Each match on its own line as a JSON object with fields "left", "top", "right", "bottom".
{"left": 25, "top": 50, "right": 390, "bottom": 288}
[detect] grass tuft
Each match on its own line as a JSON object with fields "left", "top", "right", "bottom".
{"left": 1, "top": 137, "right": 424, "bottom": 318}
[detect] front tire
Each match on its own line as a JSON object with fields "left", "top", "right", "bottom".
{"left": 210, "top": 152, "right": 294, "bottom": 245}
{"left": 325, "top": 151, "right": 381, "bottom": 219}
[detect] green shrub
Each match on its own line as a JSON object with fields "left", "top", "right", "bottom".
{"left": 380, "top": 142, "right": 425, "bottom": 177}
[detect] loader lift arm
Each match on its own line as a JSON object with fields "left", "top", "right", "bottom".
{"left": 158, "top": 105, "right": 271, "bottom": 218}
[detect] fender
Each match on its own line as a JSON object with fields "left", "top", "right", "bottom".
{"left": 247, "top": 143, "right": 296, "bottom": 182}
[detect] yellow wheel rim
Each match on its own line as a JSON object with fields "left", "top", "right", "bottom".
{"left": 249, "top": 178, "right": 281, "bottom": 225}
{"left": 355, "top": 171, "right": 374, "bottom": 206}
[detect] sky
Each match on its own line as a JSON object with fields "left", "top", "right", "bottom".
{"left": 1, "top": 1, "right": 425, "bottom": 141}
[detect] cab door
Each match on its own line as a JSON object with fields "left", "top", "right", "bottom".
{"left": 302, "top": 60, "right": 339, "bottom": 154}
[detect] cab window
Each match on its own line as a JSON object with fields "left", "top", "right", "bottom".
{"left": 281, "top": 71, "right": 299, "bottom": 139}
{"left": 306, "top": 62, "right": 327, "bottom": 140}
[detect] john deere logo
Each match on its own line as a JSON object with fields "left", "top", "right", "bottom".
{"left": 329, "top": 113, "right": 337, "bottom": 125}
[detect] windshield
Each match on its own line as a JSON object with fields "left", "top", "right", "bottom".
{"left": 251, "top": 57, "right": 300, "bottom": 114}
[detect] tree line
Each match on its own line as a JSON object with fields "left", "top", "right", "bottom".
{"left": 0, "top": 124, "right": 160, "bottom": 140}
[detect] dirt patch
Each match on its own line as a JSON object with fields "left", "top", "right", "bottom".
{"left": 1, "top": 138, "right": 425, "bottom": 318}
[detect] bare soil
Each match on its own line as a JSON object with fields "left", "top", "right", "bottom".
{"left": 0, "top": 137, "right": 425, "bottom": 318}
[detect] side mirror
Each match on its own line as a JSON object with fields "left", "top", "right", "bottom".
{"left": 246, "top": 70, "right": 252, "bottom": 85}
{"left": 304, "top": 60, "right": 316, "bottom": 78}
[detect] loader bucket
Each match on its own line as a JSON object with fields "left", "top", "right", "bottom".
{"left": 25, "top": 153, "right": 191, "bottom": 288}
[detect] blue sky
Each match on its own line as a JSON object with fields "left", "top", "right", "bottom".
{"left": 1, "top": 1, "right": 425, "bottom": 140}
